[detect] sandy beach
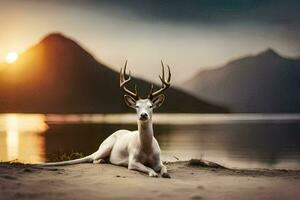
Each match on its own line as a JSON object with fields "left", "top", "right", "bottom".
{"left": 0, "top": 160, "right": 299, "bottom": 200}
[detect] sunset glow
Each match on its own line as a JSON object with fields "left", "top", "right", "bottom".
{"left": 5, "top": 52, "right": 18, "bottom": 64}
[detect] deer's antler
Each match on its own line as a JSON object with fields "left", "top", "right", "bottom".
{"left": 120, "top": 61, "right": 139, "bottom": 100}
{"left": 148, "top": 60, "right": 171, "bottom": 99}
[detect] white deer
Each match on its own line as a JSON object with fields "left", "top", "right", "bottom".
{"left": 40, "top": 61, "right": 171, "bottom": 178}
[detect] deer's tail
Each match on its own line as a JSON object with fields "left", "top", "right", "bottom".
{"left": 37, "top": 152, "right": 96, "bottom": 166}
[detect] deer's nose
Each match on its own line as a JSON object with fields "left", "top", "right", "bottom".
{"left": 140, "top": 112, "right": 149, "bottom": 120}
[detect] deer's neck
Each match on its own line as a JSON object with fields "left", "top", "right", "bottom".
{"left": 138, "top": 120, "right": 154, "bottom": 153}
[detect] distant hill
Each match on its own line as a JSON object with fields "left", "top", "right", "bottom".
{"left": 184, "top": 49, "right": 300, "bottom": 113}
{"left": 0, "top": 33, "right": 227, "bottom": 113}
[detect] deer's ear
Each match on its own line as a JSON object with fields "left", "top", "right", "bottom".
{"left": 124, "top": 95, "right": 136, "bottom": 108}
{"left": 152, "top": 94, "right": 165, "bottom": 109}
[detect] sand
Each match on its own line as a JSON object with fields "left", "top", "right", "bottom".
{"left": 0, "top": 160, "right": 300, "bottom": 200}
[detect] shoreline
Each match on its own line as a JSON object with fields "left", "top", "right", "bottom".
{"left": 1, "top": 159, "right": 300, "bottom": 200}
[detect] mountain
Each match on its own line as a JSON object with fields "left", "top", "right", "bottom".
{"left": 184, "top": 49, "right": 300, "bottom": 113}
{"left": 0, "top": 33, "right": 227, "bottom": 113}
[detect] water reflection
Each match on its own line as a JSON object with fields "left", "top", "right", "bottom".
{"left": 0, "top": 114, "right": 48, "bottom": 162}
{"left": 0, "top": 114, "right": 300, "bottom": 169}
{"left": 157, "top": 124, "right": 300, "bottom": 169}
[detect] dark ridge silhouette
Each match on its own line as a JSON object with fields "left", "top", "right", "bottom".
{"left": 0, "top": 33, "right": 227, "bottom": 113}
{"left": 184, "top": 48, "right": 300, "bottom": 113}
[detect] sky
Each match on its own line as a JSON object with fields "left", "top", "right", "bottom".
{"left": 0, "top": 0, "right": 299, "bottom": 83}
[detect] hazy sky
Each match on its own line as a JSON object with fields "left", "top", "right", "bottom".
{"left": 0, "top": 0, "right": 299, "bottom": 83}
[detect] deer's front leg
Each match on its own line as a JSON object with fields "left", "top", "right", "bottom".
{"left": 153, "top": 161, "right": 170, "bottom": 178}
{"left": 128, "top": 159, "right": 158, "bottom": 177}
{"left": 160, "top": 164, "right": 167, "bottom": 175}
{"left": 152, "top": 154, "right": 171, "bottom": 178}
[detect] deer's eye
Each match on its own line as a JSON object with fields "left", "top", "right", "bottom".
{"left": 149, "top": 105, "right": 153, "bottom": 108}
{"left": 135, "top": 105, "right": 139, "bottom": 108}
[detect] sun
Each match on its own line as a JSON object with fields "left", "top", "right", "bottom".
{"left": 6, "top": 52, "right": 19, "bottom": 64}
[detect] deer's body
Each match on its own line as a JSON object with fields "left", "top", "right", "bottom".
{"left": 41, "top": 127, "right": 165, "bottom": 177}
{"left": 98, "top": 127, "right": 165, "bottom": 177}
{"left": 40, "top": 61, "right": 170, "bottom": 178}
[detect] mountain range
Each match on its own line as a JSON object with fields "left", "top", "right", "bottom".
{"left": 184, "top": 49, "right": 300, "bottom": 113}
{"left": 0, "top": 33, "right": 227, "bottom": 113}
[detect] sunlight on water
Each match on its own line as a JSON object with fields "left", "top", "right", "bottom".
{"left": 1, "top": 114, "right": 48, "bottom": 132}
{"left": 0, "top": 114, "right": 48, "bottom": 163}
{"left": 6, "top": 130, "right": 18, "bottom": 161}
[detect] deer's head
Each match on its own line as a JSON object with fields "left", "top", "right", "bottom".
{"left": 120, "top": 61, "right": 171, "bottom": 122}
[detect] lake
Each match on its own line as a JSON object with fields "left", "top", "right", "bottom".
{"left": 0, "top": 113, "right": 300, "bottom": 169}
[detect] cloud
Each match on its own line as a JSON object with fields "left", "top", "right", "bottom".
{"left": 66, "top": 0, "right": 300, "bottom": 25}
{"left": 60, "top": 0, "right": 300, "bottom": 42}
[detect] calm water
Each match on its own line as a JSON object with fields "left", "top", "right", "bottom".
{"left": 0, "top": 113, "right": 300, "bottom": 169}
